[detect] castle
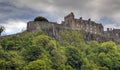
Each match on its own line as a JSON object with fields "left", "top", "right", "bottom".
{"left": 27, "top": 12, "right": 120, "bottom": 44}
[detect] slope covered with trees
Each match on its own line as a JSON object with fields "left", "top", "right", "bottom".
{"left": 0, "top": 30, "right": 120, "bottom": 70}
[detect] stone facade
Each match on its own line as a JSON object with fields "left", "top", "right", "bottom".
{"left": 27, "top": 12, "right": 120, "bottom": 44}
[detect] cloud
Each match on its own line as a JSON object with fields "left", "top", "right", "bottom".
{"left": 1, "top": 0, "right": 120, "bottom": 34}
{"left": 1, "top": 19, "right": 27, "bottom": 35}
{"left": 7, "top": 0, "right": 120, "bottom": 21}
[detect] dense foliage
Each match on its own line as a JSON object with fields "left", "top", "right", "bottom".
{"left": 0, "top": 30, "right": 120, "bottom": 70}
{"left": 0, "top": 25, "right": 5, "bottom": 36}
{"left": 34, "top": 16, "right": 48, "bottom": 22}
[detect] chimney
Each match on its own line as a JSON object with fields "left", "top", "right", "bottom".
{"left": 79, "top": 17, "right": 82, "bottom": 20}
{"left": 88, "top": 18, "right": 91, "bottom": 21}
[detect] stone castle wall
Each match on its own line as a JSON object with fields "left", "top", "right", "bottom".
{"left": 27, "top": 12, "right": 120, "bottom": 44}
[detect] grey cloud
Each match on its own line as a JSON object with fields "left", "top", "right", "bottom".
{"left": 1, "top": 0, "right": 120, "bottom": 34}
{"left": 2, "top": 0, "right": 120, "bottom": 19}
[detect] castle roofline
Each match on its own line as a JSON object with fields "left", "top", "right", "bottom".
{"left": 64, "top": 12, "right": 75, "bottom": 19}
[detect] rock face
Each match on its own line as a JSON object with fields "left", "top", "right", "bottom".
{"left": 27, "top": 12, "right": 120, "bottom": 44}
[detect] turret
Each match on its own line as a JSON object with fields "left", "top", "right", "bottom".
{"left": 63, "top": 12, "right": 75, "bottom": 27}
{"left": 79, "top": 17, "right": 82, "bottom": 20}
{"left": 107, "top": 28, "right": 110, "bottom": 31}
{"left": 88, "top": 18, "right": 91, "bottom": 23}
{"left": 64, "top": 12, "right": 75, "bottom": 22}
{"left": 88, "top": 18, "right": 91, "bottom": 21}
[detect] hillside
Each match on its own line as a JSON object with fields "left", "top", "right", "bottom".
{"left": 0, "top": 30, "right": 120, "bottom": 70}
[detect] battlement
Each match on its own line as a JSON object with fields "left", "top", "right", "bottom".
{"left": 27, "top": 12, "right": 120, "bottom": 44}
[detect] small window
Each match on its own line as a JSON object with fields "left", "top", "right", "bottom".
{"left": 95, "top": 32, "right": 96, "bottom": 34}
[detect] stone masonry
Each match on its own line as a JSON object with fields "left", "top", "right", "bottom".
{"left": 27, "top": 12, "right": 120, "bottom": 44}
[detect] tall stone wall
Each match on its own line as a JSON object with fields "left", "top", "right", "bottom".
{"left": 27, "top": 12, "right": 120, "bottom": 44}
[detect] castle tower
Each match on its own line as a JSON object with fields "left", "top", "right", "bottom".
{"left": 64, "top": 12, "right": 75, "bottom": 28}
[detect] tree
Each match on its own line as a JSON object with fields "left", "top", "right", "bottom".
{"left": 23, "top": 58, "right": 51, "bottom": 70}
{"left": 56, "top": 30, "right": 84, "bottom": 46}
{"left": 50, "top": 47, "right": 67, "bottom": 70}
{"left": 34, "top": 16, "right": 48, "bottom": 22}
{"left": 65, "top": 46, "right": 82, "bottom": 70}
{"left": 23, "top": 45, "right": 44, "bottom": 62}
{"left": 0, "top": 25, "right": 5, "bottom": 36}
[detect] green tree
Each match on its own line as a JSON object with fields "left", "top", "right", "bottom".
{"left": 0, "top": 25, "right": 5, "bottom": 36}
{"left": 51, "top": 47, "right": 67, "bottom": 70}
{"left": 65, "top": 46, "right": 82, "bottom": 70}
{"left": 23, "top": 45, "right": 44, "bottom": 62}
{"left": 56, "top": 30, "right": 84, "bottom": 46}
{"left": 24, "top": 58, "right": 51, "bottom": 70}
{"left": 34, "top": 16, "right": 48, "bottom": 22}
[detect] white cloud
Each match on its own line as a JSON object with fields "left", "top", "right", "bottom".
{"left": 1, "top": 19, "right": 27, "bottom": 35}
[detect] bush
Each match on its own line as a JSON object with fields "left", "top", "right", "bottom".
{"left": 34, "top": 16, "right": 48, "bottom": 22}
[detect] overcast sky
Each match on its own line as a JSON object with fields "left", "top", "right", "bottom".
{"left": 0, "top": 0, "right": 120, "bottom": 35}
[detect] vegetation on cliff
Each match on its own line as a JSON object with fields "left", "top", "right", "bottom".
{"left": 0, "top": 25, "right": 5, "bottom": 36}
{"left": 34, "top": 16, "right": 48, "bottom": 22}
{"left": 0, "top": 30, "right": 120, "bottom": 70}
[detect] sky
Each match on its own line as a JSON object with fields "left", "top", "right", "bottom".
{"left": 0, "top": 0, "right": 120, "bottom": 35}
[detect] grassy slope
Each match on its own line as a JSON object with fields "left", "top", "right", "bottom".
{"left": 0, "top": 30, "right": 120, "bottom": 70}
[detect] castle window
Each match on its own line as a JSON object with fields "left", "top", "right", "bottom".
{"left": 95, "top": 32, "right": 96, "bottom": 34}
{"left": 90, "top": 30, "right": 92, "bottom": 33}
{"left": 87, "top": 27, "right": 88, "bottom": 30}
{"left": 86, "top": 24, "right": 88, "bottom": 27}
{"left": 77, "top": 24, "right": 79, "bottom": 27}
{"left": 95, "top": 29, "right": 96, "bottom": 32}
{"left": 90, "top": 28, "right": 92, "bottom": 30}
